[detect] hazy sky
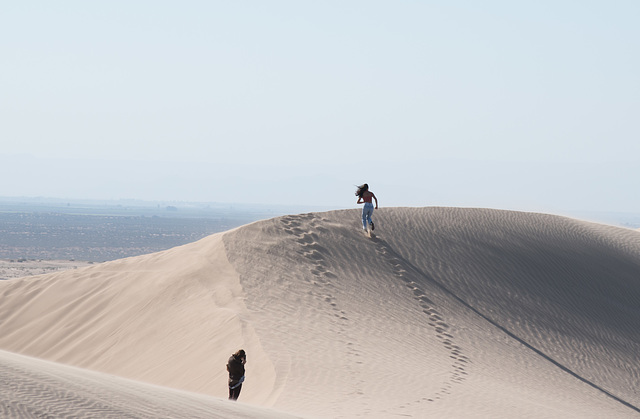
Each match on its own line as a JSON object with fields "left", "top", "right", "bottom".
{"left": 2, "top": 1, "right": 639, "bottom": 212}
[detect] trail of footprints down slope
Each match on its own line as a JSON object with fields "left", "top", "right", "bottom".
{"left": 280, "top": 214, "right": 368, "bottom": 409}
{"left": 279, "top": 214, "right": 468, "bottom": 408}
{"left": 370, "top": 235, "right": 470, "bottom": 405}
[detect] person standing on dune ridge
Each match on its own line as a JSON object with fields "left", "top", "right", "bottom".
{"left": 356, "top": 183, "right": 378, "bottom": 233}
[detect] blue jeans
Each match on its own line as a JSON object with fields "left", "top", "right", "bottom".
{"left": 362, "top": 202, "right": 374, "bottom": 229}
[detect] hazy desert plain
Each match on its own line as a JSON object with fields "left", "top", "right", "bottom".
{"left": 1, "top": 207, "right": 639, "bottom": 418}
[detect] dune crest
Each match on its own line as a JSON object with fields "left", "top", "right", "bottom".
{"left": 1, "top": 207, "right": 640, "bottom": 418}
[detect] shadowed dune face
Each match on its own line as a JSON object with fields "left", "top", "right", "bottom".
{"left": 1, "top": 207, "right": 639, "bottom": 418}
{"left": 369, "top": 208, "right": 640, "bottom": 400}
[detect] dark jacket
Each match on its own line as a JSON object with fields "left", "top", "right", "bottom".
{"left": 227, "top": 354, "right": 245, "bottom": 385}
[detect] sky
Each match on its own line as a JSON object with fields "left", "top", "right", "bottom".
{"left": 1, "top": 1, "right": 639, "bottom": 213}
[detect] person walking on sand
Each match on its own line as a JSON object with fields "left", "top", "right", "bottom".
{"left": 227, "top": 349, "right": 246, "bottom": 400}
{"left": 356, "top": 183, "right": 378, "bottom": 232}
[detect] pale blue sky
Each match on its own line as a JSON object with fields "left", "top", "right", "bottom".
{"left": 1, "top": 1, "right": 639, "bottom": 212}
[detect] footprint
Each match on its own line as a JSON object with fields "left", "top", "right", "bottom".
{"left": 371, "top": 236, "right": 470, "bottom": 404}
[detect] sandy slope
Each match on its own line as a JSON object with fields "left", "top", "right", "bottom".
{"left": 1, "top": 207, "right": 639, "bottom": 418}
{"left": 0, "top": 349, "right": 302, "bottom": 419}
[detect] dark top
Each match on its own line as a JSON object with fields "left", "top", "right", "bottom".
{"left": 227, "top": 354, "right": 245, "bottom": 385}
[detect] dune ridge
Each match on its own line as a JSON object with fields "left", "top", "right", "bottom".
{"left": 1, "top": 207, "right": 639, "bottom": 418}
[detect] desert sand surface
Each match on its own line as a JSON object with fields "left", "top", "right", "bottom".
{"left": 0, "top": 349, "right": 301, "bottom": 419}
{"left": 1, "top": 207, "right": 639, "bottom": 418}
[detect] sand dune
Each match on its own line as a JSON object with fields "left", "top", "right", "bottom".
{"left": 1, "top": 207, "right": 639, "bottom": 418}
{"left": 0, "top": 349, "right": 301, "bottom": 419}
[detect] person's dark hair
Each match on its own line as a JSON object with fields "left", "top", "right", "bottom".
{"left": 355, "top": 183, "right": 369, "bottom": 198}
{"left": 234, "top": 349, "right": 246, "bottom": 359}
